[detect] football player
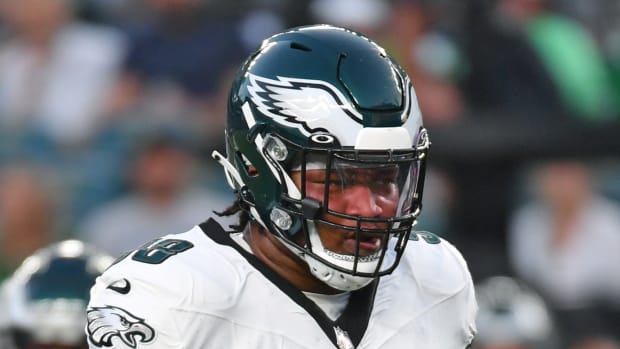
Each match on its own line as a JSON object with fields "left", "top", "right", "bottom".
{"left": 0, "top": 240, "right": 113, "bottom": 349}
{"left": 86, "top": 24, "right": 477, "bottom": 348}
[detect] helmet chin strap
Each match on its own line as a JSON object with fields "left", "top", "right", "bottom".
{"left": 298, "top": 220, "right": 381, "bottom": 292}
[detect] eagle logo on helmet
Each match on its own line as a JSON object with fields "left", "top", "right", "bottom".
{"left": 246, "top": 74, "right": 365, "bottom": 136}
{"left": 86, "top": 306, "right": 155, "bottom": 348}
{"left": 246, "top": 74, "right": 416, "bottom": 142}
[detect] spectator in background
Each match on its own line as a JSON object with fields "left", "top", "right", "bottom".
{"left": 108, "top": 0, "right": 251, "bottom": 152}
{"left": 118, "top": 0, "right": 245, "bottom": 98}
{"left": 446, "top": 0, "right": 620, "bottom": 281}
{"left": 0, "top": 165, "right": 60, "bottom": 282}
{"left": 308, "top": 0, "right": 388, "bottom": 37}
{"left": 508, "top": 160, "right": 620, "bottom": 343}
{"left": 380, "top": 0, "right": 466, "bottom": 126}
{"left": 570, "top": 337, "right": 620, "bottom": 349}
{"left": 0, "top": 0, "right": 126, "bottom": 148}
{"left": 464, "top": 0, "right": 618, "bottom": 121}
{"left": 70, "top": 0, "right": 280, "bottom": 220}
{"left": 77, "top": 131, "right": 234, "bottom": 257}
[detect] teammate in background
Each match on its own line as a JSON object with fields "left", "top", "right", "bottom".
{"left": 86, "top": 24, "right": 477, "bottom": 348}
{"left": 473, "top": 276, "right": 559, "bottom": 349}
{"left": 0, "top": 240, "right": 113, "bottom": 349}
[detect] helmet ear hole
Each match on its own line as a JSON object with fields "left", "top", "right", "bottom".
{"left": 235, "top": 152, "right": 258, "bottom": 177}
{"left": 248, "top": 166, "right": 259, "bottom": 176}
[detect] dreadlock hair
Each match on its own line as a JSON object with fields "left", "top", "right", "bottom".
{"left": 213, "top": 195, "right": 250, "bottom": 232}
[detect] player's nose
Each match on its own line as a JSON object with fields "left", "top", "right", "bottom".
{"left": 343, "top": 185, "right": 383, "bottom": 218}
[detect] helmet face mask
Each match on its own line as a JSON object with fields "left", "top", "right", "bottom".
{"left": 214, "top": 24, "right": 429, "bottom": 291}
{"left": 278, "top": 134, "right": 428, "bottom": 274}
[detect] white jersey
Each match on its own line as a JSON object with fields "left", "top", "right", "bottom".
{"left": 86, "top": 219, "right": 477, "bottom": 349}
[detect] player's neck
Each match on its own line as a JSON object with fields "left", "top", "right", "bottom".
{"left": 244, "top": 223, "right": 341, "bottom": 295}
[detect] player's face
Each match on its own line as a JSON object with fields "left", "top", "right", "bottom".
{"left": 291, "top": 165, "right": 400, "bottom": 256}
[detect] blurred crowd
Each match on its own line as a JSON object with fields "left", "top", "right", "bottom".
{"left": 0, "top": 0, "right": 619, "bottom": 348}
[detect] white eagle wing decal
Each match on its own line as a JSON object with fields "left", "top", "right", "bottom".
{"left": 246, "top": 74, "right": 364, "bottom": 140}
{"left": 264, "top": 85, "right": 333, "bottom": 121}
{"left": 87, "top": 306, "right": 155, "bottom": 348}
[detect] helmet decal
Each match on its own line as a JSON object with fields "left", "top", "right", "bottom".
{"left": 247, "top": 74, "right": 364, "bottom": 136}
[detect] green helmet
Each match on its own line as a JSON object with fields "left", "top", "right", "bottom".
{"left": 0, "top": 240, "right": 113, "bottom": 348}
{"left": 213, "top": 24, "right": 429, "bottom": 291}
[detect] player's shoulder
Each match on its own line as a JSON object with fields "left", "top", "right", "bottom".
{"left": 86, "top": 219, "right": 251, "bottom": 347}
{"left": 400, "top": 230, "right": 473, "bottom": 296}
{"left": 374, "top": 230, "right": 477, "bottom": 345}
{"left": 89, "top": 219, "right": 248, "bottom": 308}
{"left": 104, "top": 224, "right": 215, "bottom": 271}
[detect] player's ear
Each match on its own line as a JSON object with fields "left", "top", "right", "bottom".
{"left": 248, "top": 165, "right": 258, "bottom": 176}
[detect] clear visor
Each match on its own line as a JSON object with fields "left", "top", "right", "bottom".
{"left": 297, "top": 160, "right": 418, "bottom": 220}
{"left": 289, "top": 152, "right": 421, "bottom": 272}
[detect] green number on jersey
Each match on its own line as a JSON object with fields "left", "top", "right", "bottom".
{"left": 131, "top": 239, "right": 194, "bottom": 264}
{"left": 409, "top": 231, "right": 441, "bottom": 244}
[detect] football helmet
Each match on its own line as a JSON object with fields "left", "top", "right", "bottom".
{"left": 0, "top": 240, "right": 113, "bottom": 349}
{"left": 213, "top": 24, "right": 429, "bottom": 291}
{"left": 475, "top": 276, "right": 558, "bottom": 349}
